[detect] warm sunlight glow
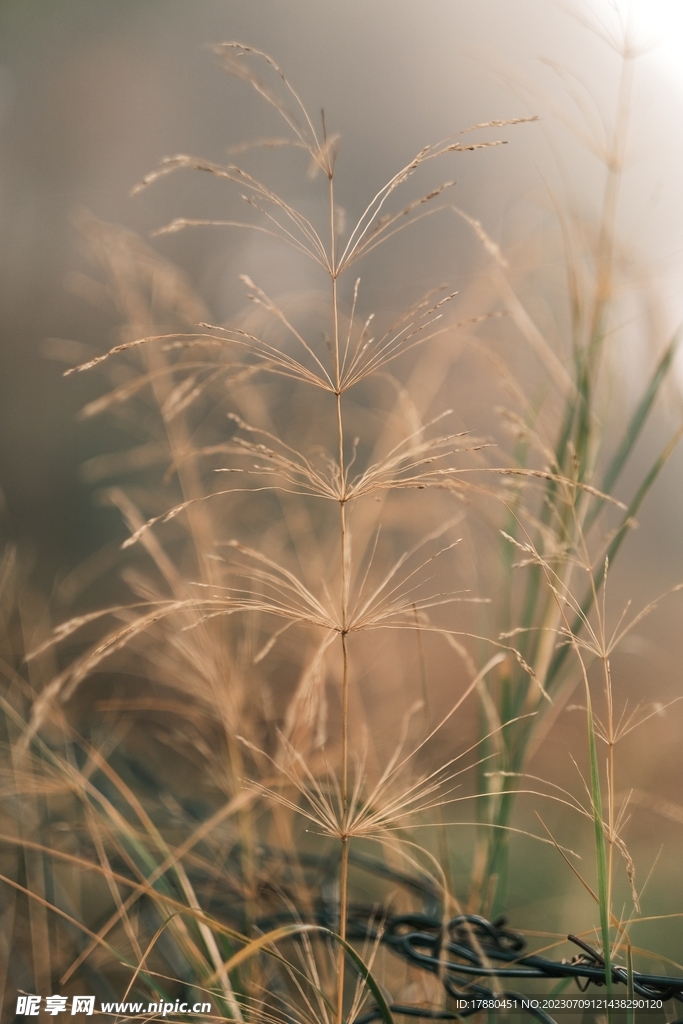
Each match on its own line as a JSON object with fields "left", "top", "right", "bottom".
{"left": 616, "top": 0, "right": 683, "bottom": 89}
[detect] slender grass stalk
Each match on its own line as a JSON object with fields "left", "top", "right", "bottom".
{"left": 4, "top": 27, "right": 680, "bottom": 1020}
{"left": 626, "top": 942, "right": 635, "bottom": 1024}
{"left": 586, "top": 694, "right": 613, "bottom": 1002}
{"left": 116, "top": 54, "right": 530, "bottom": 1021}
{"left": 329, "top": 160, "right": 352, "bottom": 1024}
{"left": 474, "top": 19, "right": 681, "bottom": 921}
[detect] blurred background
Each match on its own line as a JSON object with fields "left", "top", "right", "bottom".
{"left": 2, "top": 0, "right": 683, "bottom": 983}
{"left": 2, "top": 0, "right": 683, "bottom": 571}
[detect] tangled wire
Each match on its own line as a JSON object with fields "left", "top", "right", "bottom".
{"left": 249, "top": 848, "right": 683, "bottom": 1024}
{"left": 349, "top": 912, "right": 683, "bottom": 1023}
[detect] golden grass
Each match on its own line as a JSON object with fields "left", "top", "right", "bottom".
{"left": 2, "top": 13, "right": 682, "bottom": 1023}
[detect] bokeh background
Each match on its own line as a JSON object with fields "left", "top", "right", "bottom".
{"left": 2, "top": 0, "right": 683, "bottom": 973}
{"left": 2, "top": 0, "right": 683, "bottom": 570}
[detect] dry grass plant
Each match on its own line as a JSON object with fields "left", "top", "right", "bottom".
{"left": 2, "top": 13, "right": 683, "bottom": 1023}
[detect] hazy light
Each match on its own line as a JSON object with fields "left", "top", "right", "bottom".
{"left": 615, "top": 0, "right": 683, "bottom": 88}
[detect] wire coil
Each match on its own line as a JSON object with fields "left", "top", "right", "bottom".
{"left": 246, "top": 848, "right": 683, "bottom": 1024}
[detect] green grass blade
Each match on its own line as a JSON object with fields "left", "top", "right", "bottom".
{"left": 601, "top": 424, "right": 683, "bottom": 567}
{"left": 546, "top": 424, "right": 683, "bottom": 688}
{"left": 212, "top": 923, "right": 395, "bottom": 1024}
{"left": 585, "top": 327, "right": 681, "bottom": 531}
{"left": 333, "top": 933, "right": 396, "bottom": 1024}
{"left": 602, "top": 329, "right": 680, "bottom": 493}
